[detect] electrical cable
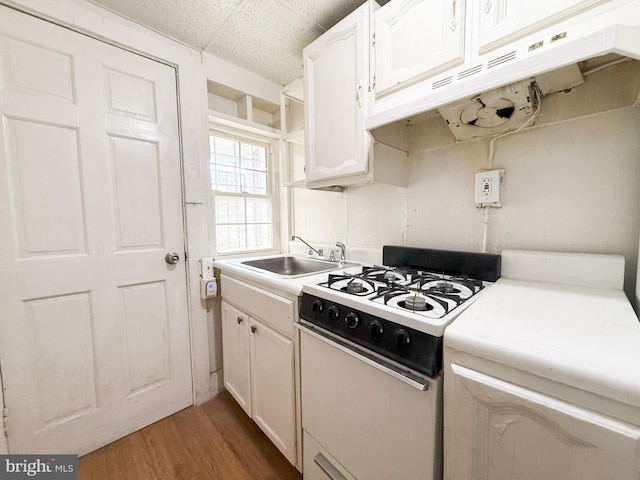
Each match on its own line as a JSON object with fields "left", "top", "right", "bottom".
{"left": 482, "top": 82, "right": 542, "bottom": 253}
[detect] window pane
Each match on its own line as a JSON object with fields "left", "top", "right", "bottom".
{"left": 214, "top": 137, "right": 237, "bottom": 159}
{"left": 246, "top": 198, "right": 270, "bottom": 223}
{"left": 215, "top": 197, "right": 245, "bottom": 224}
{"left": 242, "top": 170, "right": 267, "bottom": 195}
{"left": 247, "top": 224, "right": 272, "bottom": 250}
{"left": 211, "top": 165, "right": 241, "bottom": 193}
{"left": 210, "top": 132, "right": 273, "bottom": 254}
{"left": 216, "top": 224, "right": 246, "bottom": 253}
{"left": 241, "top": 144, "right": 267, "bottom": 171}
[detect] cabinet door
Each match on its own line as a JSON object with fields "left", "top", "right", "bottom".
{"left": 303, "top": 4, "right": 370, "bottom": 184}
{"left": 477, "top": 0, "right": 612, "bottom": 54}
{"left": 375, "top": 0, "right": 465, "bottom": 96}
{"left": 445, "top": 364, "right": 640, "bottom": 480}
{"left": 250, "top": 318, "right": 296, "bottom": 464}
{"left": 221, "top": 301, "right": 251, "bottom": 416}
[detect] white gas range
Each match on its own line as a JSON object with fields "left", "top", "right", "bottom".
{"left": 296, "top": 245, "right": 500, "bottom": 480}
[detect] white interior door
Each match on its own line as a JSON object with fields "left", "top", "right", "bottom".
{"left": 0, "top": 6, "right": 192, "bottom": 455}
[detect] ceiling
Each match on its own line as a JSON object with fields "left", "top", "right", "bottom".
{"left": 88, "top": 0, "right": 370, "bottom": 86}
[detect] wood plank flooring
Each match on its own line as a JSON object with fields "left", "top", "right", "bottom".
{"left": 79, "top": 391, "right": 302, "bottom": 480}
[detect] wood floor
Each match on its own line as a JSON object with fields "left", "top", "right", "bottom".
{"left": 78, "top": 391, "right": 302, "bottom": 480}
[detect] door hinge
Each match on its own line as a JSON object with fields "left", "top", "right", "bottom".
{"left": 371, "top": 32, "right": 376, "bottom": 47}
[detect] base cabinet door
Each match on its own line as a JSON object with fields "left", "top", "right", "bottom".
{"left": 445, "top": 363, "right": 640, "bottom": 480}
{"left": 221, "top": 298, "right": 297, "bottom": 466}
{"left": 374, "top": 0, "right": 465, "bottom": 96}
{"left": 221, "top": 301, "right": 251, "bottom": 416}
{"left": 250, "top": 318, "right": 296, "bottom": 465}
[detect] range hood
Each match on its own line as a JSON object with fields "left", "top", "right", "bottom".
{"left": 366, "top": 1, "right": 640, "bottom": 131}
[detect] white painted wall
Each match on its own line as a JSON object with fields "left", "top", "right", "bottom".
{"left": 293, "top": 61, "right": 640, "bottom": 309}
{"left": 406, "top": 61, "right": 640, "bottom": 305}
{"left": 291, "top": 182, "right": 406, "bottom": 261}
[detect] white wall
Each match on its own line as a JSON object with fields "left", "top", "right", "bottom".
{"left": 406, "top": 61, "right": 640, "bottom": 304}
{"left": 291, "top": 182, "right": 406, "bottom": 262}
{"left": 292, "top": 61, "right": 640, "bottom": 307}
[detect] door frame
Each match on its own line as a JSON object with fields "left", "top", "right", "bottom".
{"left": 0, "top": 0, "right": 213, "bottom": 406}
{"left": 0, "top": 370, "right": 7, "bottom": 454}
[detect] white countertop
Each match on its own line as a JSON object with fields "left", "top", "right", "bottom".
{"left": 445, "top": 277, "right": 640, "bottom": 410}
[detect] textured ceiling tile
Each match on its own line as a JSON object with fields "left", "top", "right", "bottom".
{"left": 90, "top": 0, "right": 242, "bottom": 49}
{"left": 90, "top": 0, "right": 367, "bottom": 86}
{"left": 206, "top": 0, "right": 324, "bottom": 85}
{"left": 282, "top": 0, "right": 367, "bottom": 30}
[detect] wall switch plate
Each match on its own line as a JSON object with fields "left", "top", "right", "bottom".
{"left": 475, "top": 169, "right": 504, "bottom": 207}
{"left": 199, "top": 257, "right": 215, "bottom": 279}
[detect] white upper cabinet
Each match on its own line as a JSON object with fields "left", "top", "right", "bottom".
{"left": 476, "top": 0, "right": 613, "bottom": 54}
{"left": 303, "top": 4, "right": 370, "bottom": 186}
{"left": 374, "top": 0, "right": 466, "bottom": 96}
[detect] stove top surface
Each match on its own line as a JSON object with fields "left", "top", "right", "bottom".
{"left": 301, "top": 247, "right": 501, "bottom": 337}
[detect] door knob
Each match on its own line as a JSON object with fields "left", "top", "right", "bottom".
{"left": 165, "top": 251, "right": 180, "bottom": 264}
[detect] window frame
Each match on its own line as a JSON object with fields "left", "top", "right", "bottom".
{"left": 208, "top": 125, "right": 280, "bottom": 258}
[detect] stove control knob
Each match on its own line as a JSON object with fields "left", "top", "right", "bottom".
{"left": 345, "top": 312, "right": 360, "bottom": 329}
{"left": 370, "top": 320, "right": 384, "bottom": 338}
{"left": 327, "top": 305, "right": 340, "bottom": 321}
{"left": 394, "top": 328, "right": 411, "bottom": 348}
{"left": 311, "top": 299, "right": 324, "bottom": 313}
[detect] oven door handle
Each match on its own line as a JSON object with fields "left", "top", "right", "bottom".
{"left": 296, "top": 322, "right": 430, "bottom": 391}
{"left": 314, "top": 452, "right": 348, "bottom": 480}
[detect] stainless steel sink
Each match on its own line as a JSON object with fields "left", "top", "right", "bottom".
{"left": 240, "top": 256, "right": 354, "bottom": 277}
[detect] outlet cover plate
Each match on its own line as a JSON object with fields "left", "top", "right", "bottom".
{"left": 475, "top": 169, "right": 504, "bottom": 206}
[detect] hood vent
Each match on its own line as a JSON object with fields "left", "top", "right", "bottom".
{"left": 437, "top": 80, "right": 535, "bottom": 141}
{"left": 487, "top": 51, "right": 517, "bottom": 69}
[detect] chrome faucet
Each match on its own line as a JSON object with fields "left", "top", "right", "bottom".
{"left": 291, "top": 235, "right": 323, "bottom": 257}
{"left": 335, "top": 242, "right": 346, "bottom": 264}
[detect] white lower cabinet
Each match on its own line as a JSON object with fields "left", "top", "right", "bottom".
{"left": 220, "top": 280, "right": 297, "bottom": 467}
{"left": 444, "top": 361, "right": 640, "bottom": 480}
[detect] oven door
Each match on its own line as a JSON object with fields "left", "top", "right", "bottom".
{"left": 298, "top": 323, "right": 442, "bottom": 480}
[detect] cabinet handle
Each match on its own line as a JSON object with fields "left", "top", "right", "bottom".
{"left": 450, "top": 0, "right": 458, "bottom": 31}
{"left": 483, "top": 0, "right": 492, "bottom": 13}
{"left": 356, "top": 81, "right": 363, "bottom": 109}
{"left": 237, "top": 316, "right": 243, "bottom": 324}
{"left": 251, "top": 325, "right": 257, "bottom": 333}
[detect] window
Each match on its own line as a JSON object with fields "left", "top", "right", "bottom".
{"left": 209, "top": 132, "right": 276, "bottom": 254}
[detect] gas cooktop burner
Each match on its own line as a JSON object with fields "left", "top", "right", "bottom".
{"left": 431, "top": 281, "right": 458, "bottom": 294}
{"left": 346, "top": 280, "right": 366, "bottom": 294}
{"left": 325, "top": 273, "right": 376, "bottom": 296}
{"left": 403, "top": 294, "right": 429, "bottom": 311}
{"left": 319, "top": 265, "right": 491, "bottom": 319}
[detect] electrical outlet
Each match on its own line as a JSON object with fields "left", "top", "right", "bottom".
{"left": 475, "top": 169, "right": 504, "bottom": 206}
